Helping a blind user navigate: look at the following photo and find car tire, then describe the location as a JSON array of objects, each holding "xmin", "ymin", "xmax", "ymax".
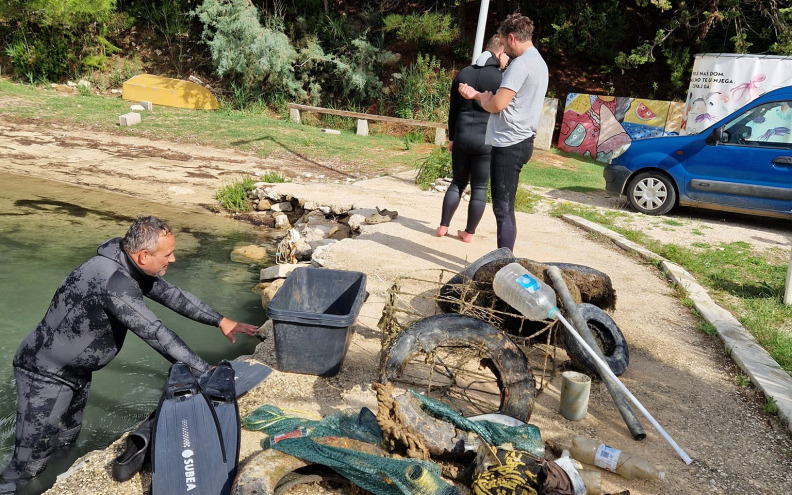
[
  {"xmin": 626, "ymin": 171, "xmax": 677, "ymax": 215},
  {"xmin": 380, "ymin": 313, "xmax": 536, "ymax": 422},
  {"xmin": 562, "ymin": 303, "xmax": 629, "ymax": 377}
]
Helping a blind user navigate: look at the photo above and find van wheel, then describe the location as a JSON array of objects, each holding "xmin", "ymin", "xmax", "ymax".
[{"xmin": 627, "ymin": 171, "xmax": 676, "ymax": 215}]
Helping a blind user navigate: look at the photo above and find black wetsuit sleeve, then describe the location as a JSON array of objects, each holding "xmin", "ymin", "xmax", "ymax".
[
  {"xmin": 448, "ymin": 73, "xmax": 461, "ymax": 141},
  {"xmin": 105, "ymin": 272, "xmax": 210, "ymax": 373},
  {"xmin": 147, "ymin": 277, "xmax": 224, "ymax": 327}
]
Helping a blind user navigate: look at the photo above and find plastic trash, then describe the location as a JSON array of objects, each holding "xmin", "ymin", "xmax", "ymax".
[
  {"xmin": 570, "ymin": 436, "xmax": 666, "ymax": 481},
  {"xmin": 492, "ymin": 262, "xmax": 559, "ymax": 320},
  {"xmin": 557, "ymin": 450, "xmax": 601, "ymax": 495},
  {"xmin": 494, "ymin": 263, "xmax": 692, "ymax": 465}
]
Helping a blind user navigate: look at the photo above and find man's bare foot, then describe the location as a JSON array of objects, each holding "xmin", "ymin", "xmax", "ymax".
[
  {"xmin": 457, "ymin": 230, "xmax": 474, "ymax": 243},
  {"xmin": 436, "ymin": 226, "xmax": 448, "ymax": 237}
]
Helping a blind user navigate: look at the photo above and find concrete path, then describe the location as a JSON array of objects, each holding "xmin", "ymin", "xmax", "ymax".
[{"xmin": 564, "ymin": 215, "xmax": 792, "ymax": 431}]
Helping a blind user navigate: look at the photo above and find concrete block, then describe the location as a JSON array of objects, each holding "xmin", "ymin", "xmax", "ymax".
[
  {"xmin": 321, "ymin": 128, "xmax": 341, "ymax": 134},
  {"xmin": 434, "ymin": 127, "xmax": 446, "ymax": 146},
  {"xmin": 139, "ymin": 101, "xmax": 153, "ymax": 111},
  {"xmin": 356, "ymin": 119, "xmax": 369, "ymax": 136},
  {"xmin": 118, "ymin": 112, "xmax": 141, "ymax": 127},
  {"xmin": 260, "ymin": 262, "xmax": 310, "ymax": 281},
  {"xmin": 289, "ymin": 108, "xmax": 301, "ymax": 123},
  {"xmin": 535, "ymin": 97, "xmax": 558, "ymax": 151}
]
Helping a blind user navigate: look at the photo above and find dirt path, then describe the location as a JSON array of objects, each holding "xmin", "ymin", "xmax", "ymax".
[{"xmin": 2, "ymin": 121, "xmax": 791, "ymax": 495}]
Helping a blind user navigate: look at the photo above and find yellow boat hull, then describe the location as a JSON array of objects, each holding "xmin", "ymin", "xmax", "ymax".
[{"xmin": 122, "ymin": 74, "xmax": 220, "ymax": 110}]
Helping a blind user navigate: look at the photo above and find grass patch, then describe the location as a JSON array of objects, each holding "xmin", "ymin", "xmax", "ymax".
[
  {"xmin": 514, "ymin": 186, "xmax": 541, "ymax": 214},
  {"xmin": 414, "ymin": 146, "xmax": 451, "ymax": 189},
  {"xmin": 763, "ymin": 397, "xmax": 780, "ymax": 415},
  {"xmin": 522, "ymin": 150, "xmax": 605, "ymax": 192},
  {"xmin": 215, "ymin": 176, "xmax": 256, "ymax": 213},
  {"xmin": 662, "ymin": 219, "xmax": 684, "ymax": 226},
  {"xmin": 0, "ymin": 78, "xmax": 431, "ymax": 175},
  {"xmin": 735, "ymin": 373, "xmax": 750, "ymax": 387},
  {"xmin": 258, "ymin": 170, "xmax": 287, "ymax": 183}
]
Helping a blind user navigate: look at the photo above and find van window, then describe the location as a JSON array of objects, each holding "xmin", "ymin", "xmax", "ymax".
[{"xmin": 723, "ymin": 101, "xmax": 792, "ymax": 148}]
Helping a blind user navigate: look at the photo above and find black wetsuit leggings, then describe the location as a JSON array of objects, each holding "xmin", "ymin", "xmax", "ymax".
[
  {"xmin": 440, "ymin": 144, "xmax": 491, "ymax": 234},
  {"xmin": 491, "ymin": 137, "xmax": 534, "ymax": 251},
  {"xmin": 1, "ymin": 367, "xmax": 90, "ymax": 480}
]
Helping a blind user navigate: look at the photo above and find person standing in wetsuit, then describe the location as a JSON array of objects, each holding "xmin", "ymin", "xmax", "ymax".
[
  {"xmin": 437, "ymin": 35, "xmax": 508, "ymax": 243},
  {"xmin": 458, "ymin": 13, "xmax": 549, "ymax": 251},
  {"xmin": 1, "ymin": 216, "xmax": 260, "ymax": 482}
]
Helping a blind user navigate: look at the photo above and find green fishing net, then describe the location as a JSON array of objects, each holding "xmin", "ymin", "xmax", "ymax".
[
  {"xmin": 409, "ymin": 391, "xmax": 544, "ymax": 458},
  {"xmin": 244, "ymin": 405, "xmax": 459, "ymax": 495}
]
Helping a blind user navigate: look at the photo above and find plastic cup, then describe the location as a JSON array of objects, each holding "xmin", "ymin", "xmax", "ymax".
[{"xmin": 559, "ymin": 371, "xmax": 592, "ymax": 421}]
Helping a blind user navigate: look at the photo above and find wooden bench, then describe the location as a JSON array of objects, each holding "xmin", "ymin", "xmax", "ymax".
[{"xmin": 287, "ymin": 103, "xmax": 447, "ymax": 145}]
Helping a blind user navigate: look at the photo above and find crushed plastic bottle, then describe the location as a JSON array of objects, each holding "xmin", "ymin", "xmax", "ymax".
[
  {"xmin": 570, "ymin": 436, "xmax": 666, "ymax": 481},
  {"xmin": 556, "ymin": 450, "xmax": 601, "ymax": 495},
  {"xmin": 492, "ymin": 263, "xmax": 559, "ymax": 320}
]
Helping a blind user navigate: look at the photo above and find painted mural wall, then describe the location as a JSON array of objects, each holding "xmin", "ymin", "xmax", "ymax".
[{"xmin": 557, "ymin": 93, "xmax": 685, "ymax": 163}]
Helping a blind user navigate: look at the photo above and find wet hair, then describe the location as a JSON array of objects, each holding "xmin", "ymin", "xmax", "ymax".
[
  {"xmin": 122, "ymin": 216, "xmax": 172, "ymax": 255},
  {"xmin": 485, "ymin": 34, "xmax": 504, "ymax": 53},
  {"xmin": 497, "ymin": 13, "xmax": 535, "ymax": 42}
]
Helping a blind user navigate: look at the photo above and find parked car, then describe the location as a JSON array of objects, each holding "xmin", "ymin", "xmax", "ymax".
[{"xmin": 604, "ymin": 86, "xmax": 792, "ymax": 217}]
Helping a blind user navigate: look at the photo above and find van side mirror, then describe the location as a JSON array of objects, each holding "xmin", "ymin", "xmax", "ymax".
[{"xmin": 706, "ymin": 127, "xmax": 724, "ymax": 145}]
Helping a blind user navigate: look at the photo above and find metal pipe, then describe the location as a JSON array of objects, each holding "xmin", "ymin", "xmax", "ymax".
[
  {"xmin": 547, "ymin": 267, "xmax": 646, "ymax": 440},
  {"xmin": 557, "ymin": 312, "xmax": 693, "ymax": 464},
  {"xmin": 471, "ymin": 0, "xmax": 491, "ymax": 64}
]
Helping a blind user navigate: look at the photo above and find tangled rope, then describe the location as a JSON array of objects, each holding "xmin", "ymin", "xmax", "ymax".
[{"xmin": 373, "ymin": 382, "xmax": 429, "ymax": 460}]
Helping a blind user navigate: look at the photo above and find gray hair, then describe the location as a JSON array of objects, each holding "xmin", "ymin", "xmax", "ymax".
[{"xmin": 122, "ymin": 216, "xmax": 172, "ymax": 254}]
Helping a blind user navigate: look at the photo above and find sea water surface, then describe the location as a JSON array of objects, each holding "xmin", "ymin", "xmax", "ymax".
[{"xmin": 0, "ymin": 172, "xmax": 274, "ymax": 493}]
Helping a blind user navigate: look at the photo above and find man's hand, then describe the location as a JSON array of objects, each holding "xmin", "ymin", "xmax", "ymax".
[
  {"xmin": 458, "ymin": 83, "xmax": 479, "ymax": 100},
  {"xmin": 219, "ymin": 317, "xmax": 260, "ymax": 344},
  {"xmin": 447, "ymin": 140, "xmax": 453, "ymax": 153}
]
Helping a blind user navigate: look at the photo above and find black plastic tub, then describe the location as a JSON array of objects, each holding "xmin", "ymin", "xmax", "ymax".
[{"xmin": 267, "ymin": 267, "xmax": 367, "ymax": 376}]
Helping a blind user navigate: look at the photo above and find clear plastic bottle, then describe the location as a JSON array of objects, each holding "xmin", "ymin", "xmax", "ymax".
[
  {"xmin": 492, "ymin": 263, "xmax": 559, "ymax": 320},
  {"xmin": 570, "ymin": 436, "xmax": 666, "ymax": 481}
]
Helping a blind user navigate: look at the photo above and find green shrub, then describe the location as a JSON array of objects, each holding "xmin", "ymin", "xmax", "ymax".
[
  {"xmin": 383, "ymin": 13, "xmax": 458, "ymax": 49},
  {"xmin": 414, "ymin": 146, "xmax": 451, "ymax": 189},
  {"xmin": 215, "ymin": 176, "xmax": 256, "ymax": 212},
  {"xmin": 386, "ymin": 54, "xmax": 452, "ymax": 122},
  {"xmin": 1, "ymin": 0, "xmax": 120, "ymax": 82},
  {"xmin": 6, "ymin": 32, "xmax": 71, "ymax": 83},
  {"xmin": 536, "ymin": 2, "xmax": 626, "ymax": 66},
  {"xmin": 195, "ymin": 0, "xmax": 301, "ymax": 99}
]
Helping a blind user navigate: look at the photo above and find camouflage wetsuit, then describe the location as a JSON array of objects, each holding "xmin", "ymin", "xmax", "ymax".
[{"xmin": 2, "ymin": 238, "xmax": 221, "ymax": 479}]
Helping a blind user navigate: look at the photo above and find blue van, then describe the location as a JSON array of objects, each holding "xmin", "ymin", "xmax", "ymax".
[{"xmin": 603, "ymin": 86, "xmax": 792, "ymax": 217}]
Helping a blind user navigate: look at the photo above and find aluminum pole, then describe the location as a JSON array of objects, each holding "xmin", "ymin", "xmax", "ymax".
[{"xmin": 471, "ymin": 0, "xmax": 491, "ymax": 64}]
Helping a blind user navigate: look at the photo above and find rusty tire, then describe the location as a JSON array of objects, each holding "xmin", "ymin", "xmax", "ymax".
[
  {"xmin": 562, "ymin": 303, "xmax": 629, "ymax": 377},
  {"xmin": 380, "ymin": 313, "xmax": 535, "ymax": 422}
]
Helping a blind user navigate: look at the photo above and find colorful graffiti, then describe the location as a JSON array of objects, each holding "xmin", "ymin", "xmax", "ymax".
[{"xmin": 557, "ymin": 93, "xmax": 685, "ymax": 162}]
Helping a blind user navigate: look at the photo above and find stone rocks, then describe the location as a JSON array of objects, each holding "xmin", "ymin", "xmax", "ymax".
[
  {"xmin": 260, "ymin": 279, "xmax": 285, "ymax": 310},
  {"xmin": 230, "ymin": 244, "xmax": 268, "ymax": 264}
]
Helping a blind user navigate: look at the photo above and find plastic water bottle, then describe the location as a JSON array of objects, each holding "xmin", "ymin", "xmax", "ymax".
[
  {"xmin": 492, "ymin": 263, "xmax": 559, "ymax": 320},
  {"xmin": 556, "ymin": 450, "xmax": 602, "ymax": 495},
  {"xmin": 570, "ymin": 436, "xmax": 666, "ymax": 481}
]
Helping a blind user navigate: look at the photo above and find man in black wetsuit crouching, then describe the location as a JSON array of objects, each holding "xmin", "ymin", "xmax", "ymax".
[{"xmin": 1, "ymin": 216, "xmax": 260, "ymax": 482}]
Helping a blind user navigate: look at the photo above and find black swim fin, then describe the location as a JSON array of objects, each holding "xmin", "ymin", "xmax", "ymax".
[
  {"xmin": 111, "ymin": 413, "xmax": 154, "ymax": 482},
  {"xmin": 201, "ymin": 361, "xmax": 240, "ymax": 493},
  {"xmin": 227, "ymin": 359, "xmax": 272, "ymax": 397},
  {"xmin": 151, "ymin": 362, "xmax": 228, "ymax": 495}
]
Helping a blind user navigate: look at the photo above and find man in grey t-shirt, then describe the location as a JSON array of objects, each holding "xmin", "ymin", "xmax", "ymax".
[{"xmin": 459, "ymin": 13, "xmax": 549, "ymax": 251}]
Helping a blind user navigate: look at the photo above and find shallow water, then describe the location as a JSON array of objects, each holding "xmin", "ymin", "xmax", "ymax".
[{"xmin": 0, "ymin": 172, "xmax": 275, "ymax": 493}]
